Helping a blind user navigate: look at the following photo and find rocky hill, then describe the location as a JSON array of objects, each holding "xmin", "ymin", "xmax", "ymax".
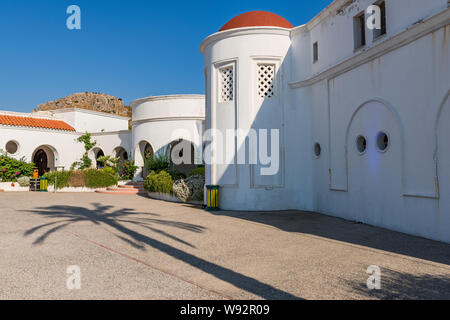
[{"xmin": 36, "ymin": 92, "xmax": 132, "ymax": 118}]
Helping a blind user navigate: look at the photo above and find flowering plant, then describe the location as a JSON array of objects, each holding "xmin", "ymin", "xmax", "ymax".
[{"xmin": 0, "ymin": 150, "xmax": 34, "ymax": 182}]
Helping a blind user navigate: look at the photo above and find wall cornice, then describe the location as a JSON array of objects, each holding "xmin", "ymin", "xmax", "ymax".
[
  {"xmin": 200, "ymin": 27, "xmax": 291, "ymax": 54},
  {"xmin": 130, "ymin": 94, "xmax": 205, "ymax": 108},
  {"xmin": 131, "ymin": 116, "xmax": 205, "ymax": 127},
  {"xmin": 289, "ymin": 8, "xmax": 450, "ymax": 89}
]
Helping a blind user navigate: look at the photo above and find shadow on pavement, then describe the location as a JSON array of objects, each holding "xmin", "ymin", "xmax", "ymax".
[
  {"xmin": 208, "ymin": 210, "xmax": 450, "ymax": 266},
  {"xmin": 23, "ymin": 203, "xmax": 301, "ymax": 300},
  {"xmin": 344, "ymin": 267, "xmax": 450, "ymax": 299}
]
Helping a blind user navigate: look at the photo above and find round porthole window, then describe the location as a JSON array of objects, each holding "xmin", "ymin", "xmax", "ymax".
[
  {"xmin": 356, "ymin": 135, "xmax": 367, "ymax": 154},
  {"xmin": 5, "ymin": 141, "xmax": 19, "ymax": 155},
  {"xmin": 314, "ymin": 142, "xmax": 321, "ymax": 158},
  {"xmin": 376, "ymin": 132, "xmax": 389, "ymax": 152}
]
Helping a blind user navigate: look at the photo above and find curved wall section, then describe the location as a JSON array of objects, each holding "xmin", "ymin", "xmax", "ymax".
[{"xmin": 131, "ymin": 95, "xmax": 205, "ymax": 177}]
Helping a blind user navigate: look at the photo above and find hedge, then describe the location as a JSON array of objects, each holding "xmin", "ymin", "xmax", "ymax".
[
  {"xmin": 144, "ymin": 170, "xmax": 173, "ymax": 194},
  {"xmin": 189, "ymin": 167, "xmax": 205, "ymax": 177},
  {"xmin": 44, "ymin": 169, "xmax": 118, "ymax": 189}
]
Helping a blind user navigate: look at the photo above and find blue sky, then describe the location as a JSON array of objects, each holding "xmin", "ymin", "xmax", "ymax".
[{"xmin": 0, "ymin": 0, "xmax": 332, "ymax": 112}]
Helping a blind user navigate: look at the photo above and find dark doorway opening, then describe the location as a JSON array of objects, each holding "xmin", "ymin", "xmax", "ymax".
[
  {"xmin": 33, "ymin": 149, "xmax": 48, "ymax": 176},
  {"xmin": 96, "ymin": 150, "xmax": 105, "ymax": 169}
]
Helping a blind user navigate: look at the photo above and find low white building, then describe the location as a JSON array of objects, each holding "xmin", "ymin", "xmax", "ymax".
[
  {"xmin": 201, "ymin": 0, "xmax": 450, "ymax": 243},
  {"xmin": 0, "ymin": 95, "xmax": 205, "ymax": 177}
]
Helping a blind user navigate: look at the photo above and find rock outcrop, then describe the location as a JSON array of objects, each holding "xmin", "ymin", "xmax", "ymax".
[{"xmin": 36, "ymin": 92, "xmax": 131, "ymax": 117}]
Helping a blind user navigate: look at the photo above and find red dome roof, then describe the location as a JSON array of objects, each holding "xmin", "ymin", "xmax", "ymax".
[{"xmin": 220, "ymin": 11, "xmax": 293, "ymax": 32}]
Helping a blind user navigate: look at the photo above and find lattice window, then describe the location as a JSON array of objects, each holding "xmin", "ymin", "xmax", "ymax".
[
  {"xmin": 258, "ymin": 64, "xmax": 275, "ymax": 98},
  {"xmin": 219, "ymin": 67, "xmax": 234, "ymax": 102}
]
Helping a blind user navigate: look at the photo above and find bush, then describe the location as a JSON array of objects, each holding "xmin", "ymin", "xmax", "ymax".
[
  {"xmin": 97, "ymin": 155, "xmax": 119, "ymax": 174},
  {"xmin": 145, "ymin": 153, "xmax": 170, "ymax": 173},
  {"xmin": 0, "ymin": 151, "xmax": 35, "ymax": 182},
  {"xmin": 189, "ymin": 167, "xmax": 205, "ymax": 177},
  {"xmin": 168, "ymin": 169, "xmax": 187, "ymax": 181},
  {"xmin": 44, "ymin": 169, "xmax": 117, "ymax": 189},
  {"xmin": 67, "ymin": 170, "xmax": 85, "ymax": 187},
  {"xmin": 84, "ymin": 169, "xmax": 118, "ymax": 188},
  {"xmin": 173, "ymin": 175, "xmax": 205, "ymax": 203},
  {"xmin": 120, "ymin": 160, "xmax": 138, "ymax": 180},
  {"xmin": 185, "ymin": 175, "xmax": 205, "ymax": 201},
  {"xmin": 172, "ymin": 179, "xmax": 190, "ymax": 202},
  {"xmin": 17, "ymin": 176, "xmax": 31, "ymax": 187},
  {"xmin": 144, "ymin": 170, "xmax": 173, "ymax": 194},
  {"xmin": 44, "ymin": 171, "xmax": 71, "ymax": 189}
]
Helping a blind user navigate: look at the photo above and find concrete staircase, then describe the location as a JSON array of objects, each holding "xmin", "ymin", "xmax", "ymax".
[{"xmin": 95, "ymin": 182, "xmax": 146, "ymax": 196}]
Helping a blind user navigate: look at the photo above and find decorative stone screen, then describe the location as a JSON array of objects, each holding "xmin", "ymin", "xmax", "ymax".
[
  {"xmin": 219, "ymin": 67, "xmax": 234, "ymax": 102},
  {"xmin": 257, "ymin": 64, "xmax": 275, "ymax": 98}
]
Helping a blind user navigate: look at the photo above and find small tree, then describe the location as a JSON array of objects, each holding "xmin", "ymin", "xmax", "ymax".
[
  {"xmin": 97, "ymin": 155, "xmax": 120, "ymax": 174},
  {"xmin": 72, "ymin": 133, "xmax": 96, "ymax": 170}
]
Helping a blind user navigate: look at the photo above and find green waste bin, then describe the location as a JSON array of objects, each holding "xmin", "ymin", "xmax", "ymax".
[{"xmin": 206, "ymin": 185, "xmax": 219, "ymax": 211}]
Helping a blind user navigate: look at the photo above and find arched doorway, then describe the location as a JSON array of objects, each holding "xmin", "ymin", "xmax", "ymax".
[
  {"xmin": 33, "ymin": 149, "xmax": 48, "ymax": 176},
  {"xmin": 32, "ymin": 145, "xmax": 58, "ymax": 176},
  {"xmin": 346, "ymin": 100, "xmax": 402, "ymax": 228},
  {"xmin": 114, "ymin": 147, "xmax": 129, "ymax": 162},
  {"xmin": 96, "ymin": 149, "xmax": 105, "ymax": 169}
]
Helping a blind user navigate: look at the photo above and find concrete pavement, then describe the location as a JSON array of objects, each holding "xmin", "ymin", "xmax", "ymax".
[{"xmin": 0, "ymin": 192, "xmax": 449, "ymax": 300}]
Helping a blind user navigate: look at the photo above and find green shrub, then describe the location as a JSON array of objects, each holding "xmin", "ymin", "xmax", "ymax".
[
  {"xmin": 72, "ymin": 133, "xmax": 97, "ymax": 170},
  {"xmin": 168, "ymin": 169, "xmax": 187, "ymax": 181},
  {"xmin": 84, "ymin": 169, "xmax": 118, "ymax": 188},
  {"xmin": 144, "ymin": 170, "xmax": 173, "ymax": 194},
  {"xmin": 44, "ymin": 171, "xmax": 71, "ymax": 189},
  {"xmin": 0, "ymin": 151, "xmax": 34, "ymax": 182},
  {"xmin": 44, "ymin": 169, "xmax": 117, "ymax": 189},
  {"xmin": 120, "ymin": 160, "xmax": 138, "ymax": 180},
  {"xmin": 97, "ymin": 155, "xmax": 120, "ymax": 174},
  {"xmin": 189, "ymin": 167, "xmax": 205, "ymax": 177},
  {"xmin": 145, "ymin": 153, "xmax": 170, "ymax": 173}
]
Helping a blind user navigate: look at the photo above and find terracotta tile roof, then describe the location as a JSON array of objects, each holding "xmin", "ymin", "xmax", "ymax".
[
  {"xmin": 220, "ymin": 11, "xmax": 293, "ymax": 32},
  {"xmin": 0, "ymin": 114, "xmax": 75, "ymax": 131}
]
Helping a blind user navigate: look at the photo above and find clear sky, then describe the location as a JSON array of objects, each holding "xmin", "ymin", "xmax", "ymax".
[{"xmin": 0, "ymin": 0, "xmax": 332, "ymax": 112}]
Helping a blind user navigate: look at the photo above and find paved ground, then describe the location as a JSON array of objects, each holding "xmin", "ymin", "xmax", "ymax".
[{"xmin": 0, "ymin": 192, "xmax": 449, "ymax": 300}]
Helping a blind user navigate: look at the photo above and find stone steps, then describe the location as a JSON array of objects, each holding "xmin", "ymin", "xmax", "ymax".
[{"xmin": 95, "ymin": 183, "xmax": 146, "ymax": 195}]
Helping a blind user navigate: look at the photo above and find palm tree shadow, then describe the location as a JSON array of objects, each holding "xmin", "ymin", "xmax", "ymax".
[{"xmin": 22, "ymin": 203, "xmax": 301, "ymax": 300}]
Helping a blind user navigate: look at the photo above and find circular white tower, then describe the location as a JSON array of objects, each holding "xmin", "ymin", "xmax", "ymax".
[{"xmin": 201, "ymin": 11, "xmax": 293, "ymax": 210}]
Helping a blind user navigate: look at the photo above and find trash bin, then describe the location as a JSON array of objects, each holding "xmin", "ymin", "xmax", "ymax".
[
  {"xmin": 40, "ymin": 177, "xmax": 48, "ymax": 192},
  {"xmin": 30, "ymin": 179, "xmax": 40, "ymax": 192},
  {"xmin": 32, "ymin": 169, "xmax": 39, "ymax": 179},
  {"xmin": 206, "ymin": 185, "xmax": 219, "ymax": 211}
]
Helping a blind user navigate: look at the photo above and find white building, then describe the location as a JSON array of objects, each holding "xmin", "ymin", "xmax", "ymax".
[
  {"xmin": 0, "ymin": 95, "xmax": 205, "ymax": 177},
  {"xmin": 1, "ymin": 0, "xmax": 449, "ymax": 243},
  {"xmin": 201, "ymin": 0, "xmax": 450, "ymax": 243}
]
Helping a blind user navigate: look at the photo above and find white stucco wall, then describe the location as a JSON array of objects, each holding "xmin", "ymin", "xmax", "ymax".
[
  {"xmin": 50, "ymin": 108, "xmax": 130, "ymax": 133},
  {"xmin": 130, "ymin": 95, "xmax": 205, "ymax": 175},
  {"xmin": 202, "ymin": 1, "xmax": 450, "ymax": 243},
  {"xmin": 201, "ymin": 27, "xmax": 295, "ymax": 211},
  {"xmin": 0, "ymin": 126, "xmax": 83, "ymax": 171}
]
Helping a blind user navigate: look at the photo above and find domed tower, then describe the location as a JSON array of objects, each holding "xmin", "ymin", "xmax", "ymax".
[{"xmin": 201, "ymin": 11, "xmax": 293, "ymax": 210}]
